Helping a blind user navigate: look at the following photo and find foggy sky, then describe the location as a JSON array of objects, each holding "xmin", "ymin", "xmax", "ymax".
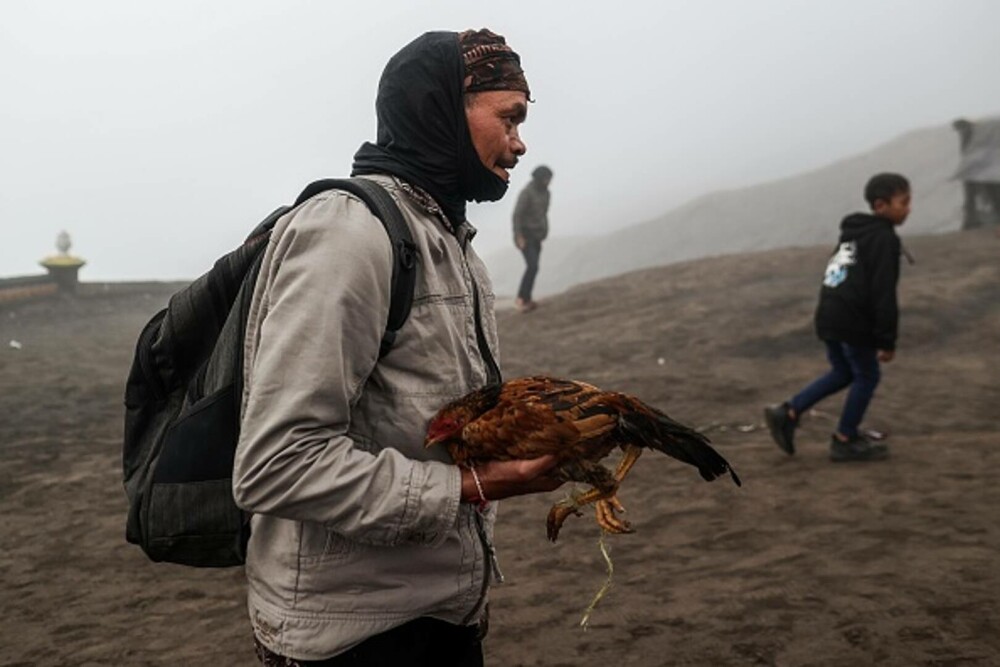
[{"xmin": 3, "ymin": 1, "xmax": 999, "ymax": 281}]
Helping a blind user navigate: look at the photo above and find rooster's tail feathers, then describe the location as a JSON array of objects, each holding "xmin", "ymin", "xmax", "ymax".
[{"xmin": 619, "ymin": 405, "xmax": 741, "ymax": 487}]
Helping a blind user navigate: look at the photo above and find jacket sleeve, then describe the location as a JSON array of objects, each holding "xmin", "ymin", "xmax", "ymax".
[
  {"xmin": 512, "ymin": 187, "xmax": 532, "ymax": 239},
  {"xmin": 233, "ymin": 192, "xmax": 460, "ymax": 548},
  {"xmin": 869, "ymin": 230, "xmax": 901, "ymax": 351}
]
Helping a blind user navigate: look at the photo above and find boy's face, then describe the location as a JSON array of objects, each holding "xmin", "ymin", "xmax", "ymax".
[{"xmin": 873, "ymin": 191, "xmax": 911, "ymax": 226}]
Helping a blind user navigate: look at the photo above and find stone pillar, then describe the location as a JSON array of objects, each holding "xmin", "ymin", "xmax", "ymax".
[
  {"xmin": 39, "ymin": 230, "xmax": 86, "ymax": 294},
  {"xmin": 952, "ymin": 119, "xmax": 978, "ymax": 230}
]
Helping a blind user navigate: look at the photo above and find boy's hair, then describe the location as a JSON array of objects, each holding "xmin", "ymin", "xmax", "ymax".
[{"xmin": 864, "ymin": 172, "xmax": 910, "ymax": 208}]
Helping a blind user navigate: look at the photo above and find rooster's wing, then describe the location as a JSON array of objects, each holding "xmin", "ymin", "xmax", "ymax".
[{"xmin": 459, "ymin": 377, "xmax": 621, "ymax": 463}]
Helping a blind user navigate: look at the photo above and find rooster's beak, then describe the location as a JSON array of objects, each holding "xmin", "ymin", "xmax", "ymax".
[{"xmin": 424, "ymin": 435, "xmax": 443, "ymax": 448}]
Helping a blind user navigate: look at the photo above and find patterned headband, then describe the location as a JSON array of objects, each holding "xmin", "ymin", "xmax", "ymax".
[{"xmin": 459, "ymin": 29, "xmax": 531, "ymax": 99}]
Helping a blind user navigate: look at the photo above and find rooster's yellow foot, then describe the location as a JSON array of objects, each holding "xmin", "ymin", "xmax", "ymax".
[{"xmin": 595, "ymin": 495, "xmax": 633, "ymax": 534}]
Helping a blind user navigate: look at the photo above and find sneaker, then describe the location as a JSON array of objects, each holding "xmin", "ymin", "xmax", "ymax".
[
  {"xmin": 829, "ymin": 434, "xmax": 889, "ymax": 462},
  {"xmin": 861, "ymin": 427, "xmax": 889, "ymax": 442},
  {"xmin": 763, "ymin": 403, "xmax": 796, "ymax": 455}
]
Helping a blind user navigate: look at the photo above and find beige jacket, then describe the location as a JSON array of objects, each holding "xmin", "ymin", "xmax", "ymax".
[{"xmin": 233, "ymin": 174, "xmax": 499, "ymax": 660}]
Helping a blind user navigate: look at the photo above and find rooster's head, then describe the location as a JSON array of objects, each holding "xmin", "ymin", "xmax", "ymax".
[{"xmin": 424, "ymin": 383, "xmax": 503, "ymax": 447}]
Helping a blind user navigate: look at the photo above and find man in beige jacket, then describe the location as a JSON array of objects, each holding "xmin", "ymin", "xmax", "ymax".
[{"xmin": 233, "ymin": 29, "xmax": 561, "ymax": 666}]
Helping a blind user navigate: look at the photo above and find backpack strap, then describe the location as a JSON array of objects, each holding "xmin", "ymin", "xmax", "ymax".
[{"xmin": 293, "ymin": 177, "xmax": 417, "ymax": 358}]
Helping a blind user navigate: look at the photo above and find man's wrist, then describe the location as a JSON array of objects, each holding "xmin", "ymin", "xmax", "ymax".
[{"xmin": 459, "ymin": 465, "xmax": 490, "ymax": 509}]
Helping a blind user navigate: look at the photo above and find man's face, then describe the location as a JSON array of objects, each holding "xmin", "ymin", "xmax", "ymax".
[
  {"xmin": 874, "ymin": 191, "xmax": 912, "ymax": 226},
  {"xmin": 465, "ymin": 90, "xmax": 528, "ymax": 182}
]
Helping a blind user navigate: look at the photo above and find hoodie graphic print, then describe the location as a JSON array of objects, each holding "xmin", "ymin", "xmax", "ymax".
[{"xmin": 823, "ymin": 241, "xmax": 857, "ymax": 288}]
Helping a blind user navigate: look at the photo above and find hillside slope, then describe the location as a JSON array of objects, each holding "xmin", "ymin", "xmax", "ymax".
[
  {"xmin": 495, "ymin": 227, "xmax": 997, "ymax": 430},
  {"xmin": 487, "ymin": 120, "xmax": 970, "ymax": 297},
  {"xmin": 487, "ymin": 226, "xmax": 999, "ymax": 665}
]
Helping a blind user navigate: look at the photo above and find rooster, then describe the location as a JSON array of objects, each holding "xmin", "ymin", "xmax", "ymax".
[{"xmin": 425, "ymin": 376, "xmax": 741, "ymax": 541}]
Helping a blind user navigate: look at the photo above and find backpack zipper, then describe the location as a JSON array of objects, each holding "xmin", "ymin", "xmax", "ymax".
[
  {"xmin": 471, "ymin": 285, "xmax": 501, "ymax": 386},
  {"xmin": 136, "ymin": 310, "xmax": 168, "ymax": 401}
]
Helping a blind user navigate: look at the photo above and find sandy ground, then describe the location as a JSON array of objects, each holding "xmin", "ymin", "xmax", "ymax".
[{"xmin": 1, "ymin": 228, "xmax": 998, "ymax": 666}]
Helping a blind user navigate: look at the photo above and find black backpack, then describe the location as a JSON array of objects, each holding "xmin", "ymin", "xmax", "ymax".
[{"xmin": 123, "ymin": 178, "xmax": 417, "ymax": 567}]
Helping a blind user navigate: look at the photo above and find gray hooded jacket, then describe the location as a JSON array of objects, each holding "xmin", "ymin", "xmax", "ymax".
[
  {"xmin": 234, "ymin": 174, "xmax": 499, "ymax": 660},
  {"xmin": 512, "ymin": 179, "xmax": 550, "ymax": 242}
]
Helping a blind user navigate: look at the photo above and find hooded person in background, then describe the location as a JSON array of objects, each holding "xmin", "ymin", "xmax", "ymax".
[
  {"xmin": 234, "ymin": 29, "xmax": 564, "ymax": 667},
  {"xmin": 512, "ymin": 164, "xmax": 553, "ymax": 312}
]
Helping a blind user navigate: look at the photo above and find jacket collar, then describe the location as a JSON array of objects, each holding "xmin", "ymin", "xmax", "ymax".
[{"xmin": 394, "ymin": 176, "xmax": 478, "ymax": 247}]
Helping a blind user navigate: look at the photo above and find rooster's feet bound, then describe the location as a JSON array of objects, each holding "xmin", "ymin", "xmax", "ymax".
[{"xmin": 547, "ymin": 483, "xmax": 621, "ymax": 542}]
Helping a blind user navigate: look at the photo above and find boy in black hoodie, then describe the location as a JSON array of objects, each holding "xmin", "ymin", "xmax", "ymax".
[{"xmin": 765, "ymin": 173, "xmax": 910, "ymax": 462}]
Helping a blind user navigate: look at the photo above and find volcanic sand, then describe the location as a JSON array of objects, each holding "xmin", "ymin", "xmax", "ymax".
[{"xmin": 1, "ymin": 228, "xmax": 997, "ymax": 666}]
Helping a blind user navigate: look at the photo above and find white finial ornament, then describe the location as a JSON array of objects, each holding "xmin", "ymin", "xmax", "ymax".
[{"xmin": 56, "ymin": 230, "xmax": 72, "ymax": 255}]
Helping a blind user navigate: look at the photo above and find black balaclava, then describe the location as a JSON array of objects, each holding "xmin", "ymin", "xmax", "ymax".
[{"xmin": 351, "ymin": 31, "xmax": 523, "ymax": 227}]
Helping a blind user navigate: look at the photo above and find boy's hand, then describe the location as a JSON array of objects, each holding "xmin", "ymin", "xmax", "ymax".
[
  {"xmin": 515, "ymin": 233, "xmax": 526, "ymax": 250},
  {"xmin": 877, "ymin": 349, "xmax": 895, "ymax": 363}
]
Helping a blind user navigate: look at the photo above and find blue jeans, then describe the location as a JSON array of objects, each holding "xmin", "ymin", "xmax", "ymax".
[{"xmin": 789, "ymin": 340, "xmax": 881, "ymax": 439}]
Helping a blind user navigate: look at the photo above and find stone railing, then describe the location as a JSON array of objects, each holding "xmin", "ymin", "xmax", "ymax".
[
  {"xmin": 0, "ymin": 275, "xmax": 59, "ymax": 305},
  {"xmin": 1, "ymin": 248, "xmax": 87, "ymax": 306}
]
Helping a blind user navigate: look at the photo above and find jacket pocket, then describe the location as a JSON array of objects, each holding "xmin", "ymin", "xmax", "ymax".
[
  {"xmin": 374, "ymin": 296, "xmax": 470, "ymax": 397},
  {"xmin": 298, "ymin": 523, "xmax": 355, "ymax": 563}
]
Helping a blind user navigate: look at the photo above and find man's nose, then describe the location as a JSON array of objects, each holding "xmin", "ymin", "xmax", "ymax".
[{"xmin": 511, "ymin": 131, "xmax": 527, "ymax": 156}]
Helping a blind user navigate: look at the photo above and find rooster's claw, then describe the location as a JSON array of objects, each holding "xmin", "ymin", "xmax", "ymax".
[
  {"xmin": 546, "ymin": 501, "xmax": 583, "ymax": 542},
  {"xmin": 596, "ymin": 497, "xmax": 634, "ymax": 534}
]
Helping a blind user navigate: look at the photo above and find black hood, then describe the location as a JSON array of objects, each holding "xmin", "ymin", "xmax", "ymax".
[
  {"xmin": 351, "ymin": 31, "xmax": 509, "ymax": 226},
  {"xmin": 839, "ymin": 212, "xmax": 894, "ymax": 240}
]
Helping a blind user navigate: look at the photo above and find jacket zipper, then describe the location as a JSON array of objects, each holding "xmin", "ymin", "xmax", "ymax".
[
  {"xmin": 459, "ymin": 246, "xmax": 502, "ymax": 626},
  {"xmin": 460, "ymin": 508, "xmax": 503, "ymax": 627}
]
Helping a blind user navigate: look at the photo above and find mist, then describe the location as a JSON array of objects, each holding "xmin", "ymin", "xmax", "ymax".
[{"xmin": 3, "ymin": 0, "xmax": 999, "ymax": 281}]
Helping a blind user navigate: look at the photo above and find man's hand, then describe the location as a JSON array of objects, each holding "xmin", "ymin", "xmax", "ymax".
[
  {"xmin": 877, "ymin": 349, "xmax": 895, "ymax": 363},
  {"xmin": 515, "ymin": 233, "xmax": 526, "ymax": 250},
  {"xmin": 460, "ymin": 455, "xmax": 563, "ymax": 504}
]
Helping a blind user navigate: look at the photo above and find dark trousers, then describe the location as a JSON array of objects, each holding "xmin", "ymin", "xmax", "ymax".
[
  {"xmin": 789, "ymin": 340, "xmax": 881, "ymax": 438},
  {"xmin": 517, "ymin": 239, "xmax": 542, "ymax": 302},
  {"xmin": 254, "ymin": 617, "xmax": 484, "ymax": 667}
]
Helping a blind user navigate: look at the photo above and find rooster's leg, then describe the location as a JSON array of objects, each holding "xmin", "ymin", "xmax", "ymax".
[
  {"xmin": 547, "ymin": 485, "xmax": 619, "ymax": 542},
  {"xmin": 547, "ymin": 461, "xmax": 618, "ymax": 542},
  {"xmin": 595, "ymin": 444, "xmax": 644, "ymax": 534},
  {"xmin": 547, "ymin": 446, "xmax": 646, "ymax": 540}
]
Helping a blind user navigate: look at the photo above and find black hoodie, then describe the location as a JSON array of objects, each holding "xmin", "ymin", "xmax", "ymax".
[
  {"xmin": 814, "ymin": 213, "xmax": 902, "ymax": 350},
  {"xmin": 351, "ymin": 31, "xmax": 509, "ymax": 228}
]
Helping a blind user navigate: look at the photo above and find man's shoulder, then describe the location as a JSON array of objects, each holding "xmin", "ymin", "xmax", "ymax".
[
  {"xmin": 264, "ymin": 187, "xmax": 398, "ymax": 277},
  {"xmin": 286, "ymin": 191, "xmax": 386, "ymax": 242}
]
